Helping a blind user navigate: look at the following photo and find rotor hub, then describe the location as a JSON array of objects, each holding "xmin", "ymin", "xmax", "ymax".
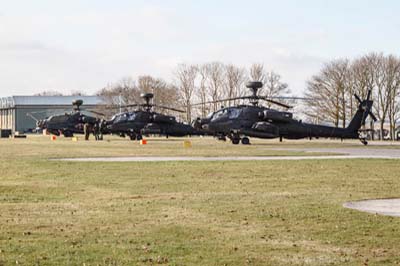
[
  {"xmin": 246, "ymin": 81, "xmax": 263, "ymax": 105},
  {"xmin": 72, "ymin": 99, "xmax": 83, "ymax": 111},
  {"xmin": 140, "ymin": 93, "xmax": 154, "ymax": 100},
  {"xmin": 140, "ymin": 93, "xmax": 154, "ymax": 111},
  {"xmin": 246, "ymin": 81, "xmax": 263, "ymax": 90}
]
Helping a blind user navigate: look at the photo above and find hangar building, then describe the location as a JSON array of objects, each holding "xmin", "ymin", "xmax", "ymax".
[{"xmin": 0, "ymin": 96, "xmax": 103, "ymax": 133}]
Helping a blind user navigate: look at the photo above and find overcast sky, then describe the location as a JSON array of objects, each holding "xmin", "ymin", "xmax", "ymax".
[{"xmin": 1, "ymin": 0, "xmax": 399, "ymax": 97}]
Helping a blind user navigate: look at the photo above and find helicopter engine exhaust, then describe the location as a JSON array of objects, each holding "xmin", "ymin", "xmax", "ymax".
[{"xmin": 260, "ymin": 110, "xmax": 293, "ymax": 123}]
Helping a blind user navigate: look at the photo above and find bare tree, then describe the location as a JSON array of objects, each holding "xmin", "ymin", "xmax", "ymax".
[
  {"xmin": 97, "ymin": 77, "xmax": 138, "ymax": 116},
  {"xmin": 249, "ymin": 63, "xmax": 291, "ymax": 109},
  {"xmin": 206, "ymin": 62, "xmax": 225, "ymax": 111},
  {"xmin": 351, "ymin": 56, "xmax": 376, "ymax": 102},
  {"xmin": 304, "ymin": 53, "xmax": 400, "ymax": 141},
  {"xmin": 263, "ymin": 71, "xmax": 290, "ymax": 108},
  {"xmin": 249, "ymin": 63, "xmax": 266, "ymax": 84},
  {"xmin": 369, "ymin": 53, "xmax": 392, "ymax": 140},
  {"xmin": 304, "ymin": 59, "xmax": 350, "ymax": 128},
  {"xmin": 70, "ymin": 90, "xmax": 87, "ymax": 96},
  {"xmin": 136, "ymin": 75, "xmax": 179, "ymax": 115},
  {"xmin": 98, "ymin": 75, "xmax": 179, "ymax": 117},
  {"xmin": 34, "ymin": 90, "xmax": 63, "ymax": 96},
  {"xmin": 352, "ymin": 53, "xmax": 400, "ymax": 140},
  {"xmin": 175, "ymin": 64, "xmax": 198, "ymax": 122},
  {"xmin": 196, "ymin": 64, "xmax": 209, "ymax": 118},
  {"xmin": 224, "ymin": 64, "xmax": 246, "ymax": 106},
  {"xmin": 384, "ymin": 55, "xmax": 400, "ymax": 140}
]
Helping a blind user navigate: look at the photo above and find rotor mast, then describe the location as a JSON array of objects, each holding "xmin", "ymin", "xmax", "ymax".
[
  {"xmin": 141, "ymin": 93, "xmax": 154, "ymax": 112},
  {"xmin": 72, "ymin": 99, "xmax": 83, "ymax": 112},
  {"xmin": 246, "ymin": 81, "xmax": 263, "ymax": 106}
]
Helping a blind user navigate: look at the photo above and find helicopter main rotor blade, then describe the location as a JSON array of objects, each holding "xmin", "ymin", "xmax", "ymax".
[
  {"xmin": 259, "ymin": 97, "xmax": 292, "ymax": 109},
  {"xmin": 153, "ymin": 105, "xmax": 186, "ymax": 113},
  {"xmin": 119, "ymin": 103, "xmax": 140, "ymax": 108},
  {"xmin": 191, "ymin": 96, "xmax": 250, "ymax": 106},
  {"xmin": 28, "ymin": 109, "xmax": 72, "ymax": 114},
  {"xmin": 26, "ymin": 113, "xmax": 39, "ymax": 122},
  {"xmin": 268, "ymin": 96, "xmax": 318, "ymax": 101},
  {"xmin": 83, "ymin": 108, "xmax": 106, "ymax": 116}
]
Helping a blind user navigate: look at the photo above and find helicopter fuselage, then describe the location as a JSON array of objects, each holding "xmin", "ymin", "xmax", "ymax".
[
  {"xmin": 38, "ymin": 112, "xmax": 97, "ymax": 137},
  {"xmin": 198, "ymin": 104, "xmax": 364, "ymax": 144},
  {"xmin": 105, "ymin": 110, "xmax": 199, "ymax": 139}
]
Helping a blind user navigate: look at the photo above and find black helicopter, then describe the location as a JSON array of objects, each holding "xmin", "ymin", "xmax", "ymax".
[
  {"xmin": 103, "ymin": 93, "xmax": 200, "ymax": 140},
  {"xmin": 193, "ymin": 81, "xmax": 376, "ymax": 145},
  {"xmin": 35, "ymin": 100, "xmax": 103, "ymax": 137}
]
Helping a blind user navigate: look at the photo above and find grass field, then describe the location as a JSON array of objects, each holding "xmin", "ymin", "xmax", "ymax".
[{"xmin": 1, "ymin": 136, "xmax": 400, "ymax": 265}]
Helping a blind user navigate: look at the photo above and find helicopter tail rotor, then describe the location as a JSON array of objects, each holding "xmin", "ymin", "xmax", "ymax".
[{"xmin": 354, "ymin": 90, "xmax": 376, "ymax": 124}]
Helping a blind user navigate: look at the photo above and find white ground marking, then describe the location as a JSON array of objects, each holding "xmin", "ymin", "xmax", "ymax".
[
  {"xmin": 54, "ymin": 146, "xmax": 400, "ymax": 162},
  {"xmin": 57, "ymin": 155, "xmax": 400, "ymax": 162},
  {"xmin": 344, "ymin": 199, "xmax": 400, "ymax": 217}
]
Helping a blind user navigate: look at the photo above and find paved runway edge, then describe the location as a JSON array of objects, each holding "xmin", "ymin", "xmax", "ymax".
[{"xmin": 53, "ymin": 147, "xmax": 400, "ymax": 162}]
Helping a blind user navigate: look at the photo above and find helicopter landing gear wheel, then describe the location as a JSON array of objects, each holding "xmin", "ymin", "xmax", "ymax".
[
  {"xmin": 241, "ymin": 137, "xmax": 250, "ymax": 145},
  {"xmin": 217, "ymin": 135, "xmax": 226, "ymax": 141},
  {"xmin": 129, "ymin": 133, "xmax": 136, "ymax": 141},
  {"xmin": 63, "ymin": 131, "xmax": 73, "ymax": 138},
  {"xmin": 231, "ymin": 138, "xmax": 240, "ymax": 145},
  {"xmin": 230, "ymin": 133, "xmax": 240, "ymax": 145}
]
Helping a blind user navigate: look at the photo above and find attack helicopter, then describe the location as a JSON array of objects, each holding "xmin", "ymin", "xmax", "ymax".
[
  {"xmin": 103, "ymin": 92, "xmax": 200, "ymax": 140},
  {"xmin": 193, "ymin": 81, "xmax": 376, "ymax": 145},
  {"xmin": 35, "ymin": 99, "xmax": 103, "ymax": 137}
]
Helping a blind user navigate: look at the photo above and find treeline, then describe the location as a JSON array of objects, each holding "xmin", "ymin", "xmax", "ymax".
[
  {"xmin": 97, "ymin": 76, "xmax": 179, "ymax": 117},
  {"xmin": 34, "ymin": 90, "xmax": 87, "ymax": 96},
  {"xmin": 99, "ymin": 62, "xmax": 290, "ymax": 121},
  {"xmin": 36, "ymin": 52, "xmax": 400, "ymax": 140},
  {"xmin": 305, "ymin": 52, "xmax": 400, "ymax": 140}
]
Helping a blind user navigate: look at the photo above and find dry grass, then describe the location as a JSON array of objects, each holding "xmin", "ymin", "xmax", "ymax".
[
  {"xmin": 0, "ymin": 135, "xmax": 343, "ymax": 159},
  {"xmin": 0, "ymin": 136, "xmax": 400, "ymax": 265}
]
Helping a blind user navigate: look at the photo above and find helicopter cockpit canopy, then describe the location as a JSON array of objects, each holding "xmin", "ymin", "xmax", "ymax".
[
  {"xmin": 228, "ymin": 108, "xmax": 241, "ymax": 119},
  {"xmin": 211, "ymin": 109, "xmax": 226, "ymax": 121},
  {"xmin": 113, "ymin": 113, "xmax": 128, "ymax": 123},
  {"xmin": 127, "ymin": 112, "xmax": 136, "ymax": 121},
  {"xmin": 206, "ymin": 112, "xmax": 214, "ymax": 119},
  {"xmin": 210, "ymin": 107, "xmax": 242, "ymax": 121},
  {"xmin": 112, "ymin": 112, "xmax": 137, "ymax": 123},
  {"xmin": 48, "ymin": 115, "xmax": 68, "ymax": 123}
]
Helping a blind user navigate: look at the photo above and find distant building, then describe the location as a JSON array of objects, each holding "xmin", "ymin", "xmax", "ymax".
[{"xmin": 0, "ymin": 96, "xmax": 103, "ymax": 133}]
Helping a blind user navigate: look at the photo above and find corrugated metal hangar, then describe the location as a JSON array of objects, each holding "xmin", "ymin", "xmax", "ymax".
[{"xmin": 0, "ymin": 96, "xmax": 103, "ymax": 133}]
